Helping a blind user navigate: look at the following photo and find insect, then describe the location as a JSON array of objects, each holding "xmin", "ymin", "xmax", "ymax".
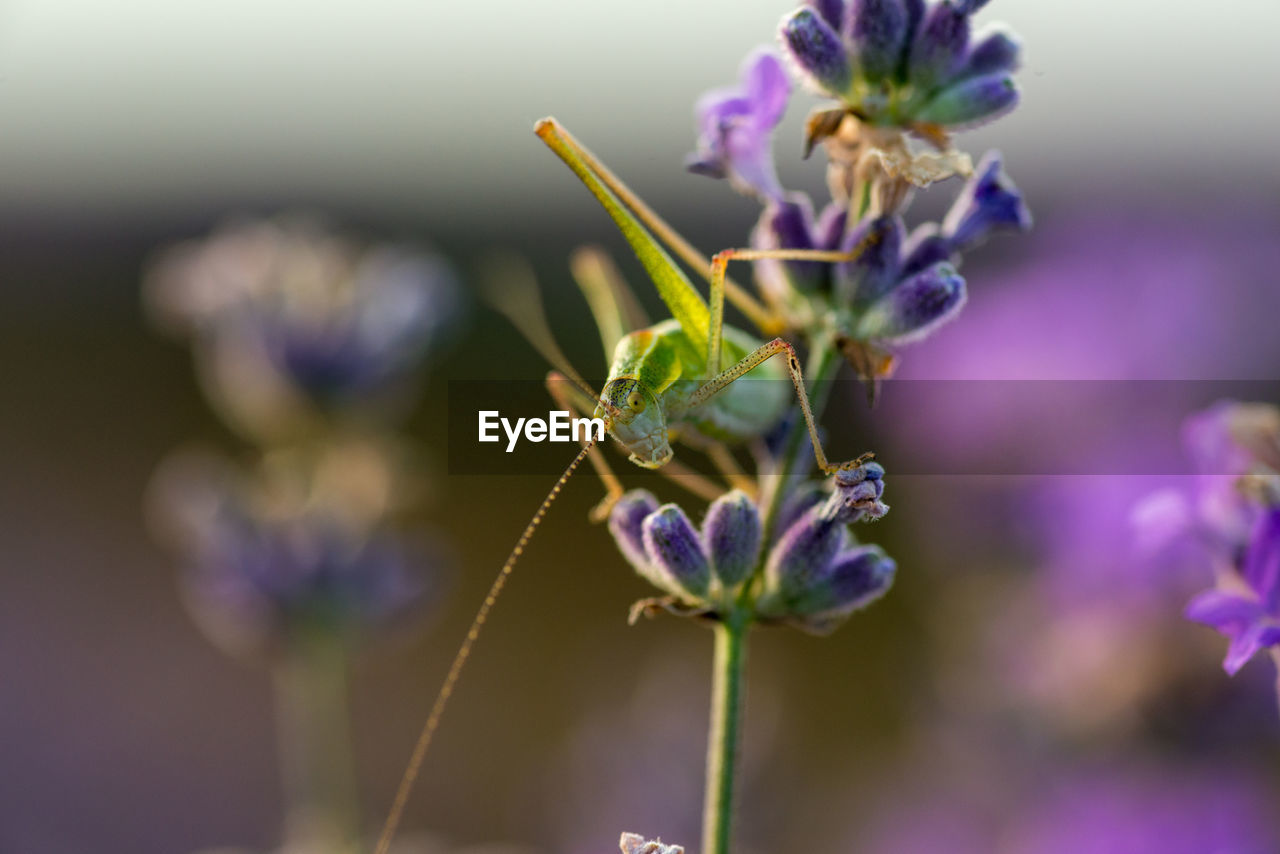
[{"xmin": 373, "ymin": 118, "xmax": 873, "ymax": 854}]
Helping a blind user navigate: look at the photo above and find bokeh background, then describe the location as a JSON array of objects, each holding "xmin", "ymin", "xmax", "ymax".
[{"xmin": 3, "ymin": 1, "xmax": 1280, "ymax": 853}]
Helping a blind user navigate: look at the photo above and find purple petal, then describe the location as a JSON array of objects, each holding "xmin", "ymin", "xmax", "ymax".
[
  {"xmin": 941, "ymin": 150, "xmax": 1032, "ymax": 250},
  {"xmin": 687, "ymin": 50, "xmax": 789, "ymax": 199},
  {"xmin": 1244, "ymin": 509, "xmax": 1280, "ymax": 612},
  {"xmin": 1225, "ymin": 622, "xmax": 1280, "ymax": 675},
  {"xmin": 743, "ymin": 48, "xmax": 792, "ymax": 127},
  {"xmin": 1185, "ymin": 590, "xmax": 1264, "ymax": 631}
]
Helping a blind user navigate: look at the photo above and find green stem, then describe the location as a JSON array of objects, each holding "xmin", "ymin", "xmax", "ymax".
[
  {"xmin": 274, "ymin": 627, "xmax": 362, "ymax": 854},
  {"xmin": 702, "ymin": 613, "xmax": 750, "ymax": 854}
]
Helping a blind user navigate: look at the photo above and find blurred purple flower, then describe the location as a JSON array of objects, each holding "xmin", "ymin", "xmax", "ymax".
[
  {"xmin": 686, "ymin": 48, "xmax": 791, "ymax": 200},
  {"xmin": 146, "ymin": 217, "xmax": 459, "ymax": 433},
  {"xmin": 864, "ymin": 762, "xmax": 1279, "ymax": 854},
  {"xmin": 1132, "ymin": 400, "xmax": 1280, "ymax": 675},
  {"xmin": 150, "ymin": 451, "xmax": 431, "ymax": 654}
]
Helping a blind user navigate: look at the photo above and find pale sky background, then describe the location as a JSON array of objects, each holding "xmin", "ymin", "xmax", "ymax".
[{"xmin": 0, "ymin": 0, "xmax": 1276, "ymax": 222}]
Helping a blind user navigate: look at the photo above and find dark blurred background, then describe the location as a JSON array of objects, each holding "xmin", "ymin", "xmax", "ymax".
[{"xmin": 3, "ymin": 2, "xmax": 1280, "ymax": 853}]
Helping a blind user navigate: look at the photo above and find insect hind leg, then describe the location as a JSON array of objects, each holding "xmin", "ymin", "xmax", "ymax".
[{"xmin": 689, "ymin": 337, "xmax": 872, "ymax": 475}]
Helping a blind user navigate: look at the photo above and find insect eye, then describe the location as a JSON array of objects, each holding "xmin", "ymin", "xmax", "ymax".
[{"xmin": 626, "ymin": 389, "xmax": 646, "ymax": 412}]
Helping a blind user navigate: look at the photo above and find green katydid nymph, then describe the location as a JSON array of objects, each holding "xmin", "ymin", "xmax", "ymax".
[{"xmin": 373, "ymin": 118, "xmax": 874, "ymax": 854}]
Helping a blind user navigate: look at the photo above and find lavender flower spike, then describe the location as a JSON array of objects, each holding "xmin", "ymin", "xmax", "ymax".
[
  {"xmin": 1186, "ymin": 508, "xmax": 1280, "ymax": 674},
  {"xmin": 687, "ymin": 48, "xmax": 791, "ymax": 201},
  {"xmin": 771, "ymin": 0, "xmax": 1021, "ymax": 131}
]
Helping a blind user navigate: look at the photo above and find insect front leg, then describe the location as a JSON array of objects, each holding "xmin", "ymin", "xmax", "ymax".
[{"xmin": 689, "ymin": 337, "xmax": 872, "ymax": 475}]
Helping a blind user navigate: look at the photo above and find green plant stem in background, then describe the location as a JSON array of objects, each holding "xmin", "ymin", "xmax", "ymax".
[
  {"xmin": 702, "ymin": 611, "xmax": 750, "ymax": 854},
  {"xmin": 275, "ymin": 627, "xmax": 362, "ymax": 854}
]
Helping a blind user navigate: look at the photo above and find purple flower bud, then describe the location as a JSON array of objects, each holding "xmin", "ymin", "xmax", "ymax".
[
  {"xmin": 942, "ymin": 150, "xmax": 1032, "ymax": 251},
  {"xmin": 764, "ymin": 505, "xmax": 848, "ymax": 598},
  {"xmin": 687, "ymin": 49, "xmax": 791, "ymax": 200},
  {"xmin": 964, "ymin": 27, "xmax": 1021, "ymax": 77},
  {"xmin": 789, "ymin": 545, "xmax": 896, "ymax": 629},
  {"xmin": 848, "ymin": 0, "xmax": 910, "ymax": 81},
  {"xmin": 809, "ymin": 0, "xmax": 846, "ymax": 31},
  {"xmin": 908, "ymin": 1, "xmax": 970, "ymax": 93},
  {"xmin": 835, "ymin": 215, "xmax": 904, "ymax": 305},
  {"xmin": 643, "ymin": 504, "xmax": 712, "ymax": 598},
  {"xmin": 609, "ymin": 490, "xmax": 661, "ymax": 574},
  {"xmin": 954, "ymin": 0, "xmax": 991, "ymax": 13},
  {"xmin": 900, "ymin": 223, "xmax": 953, "ymax": 276},
  {"xmin": 703, "ymin": 490, "xmax": 763, "ymax": 588},
  {"xmin": 781, "ymin": 8, "xmax": 854, "ymax": 96},
  {"xmin": 855, "ymin": 261, "xmax": 966, "ymax": 343},
  {"xmin": 915, "ymin": 73, "xmax": 1018, "ymax": 128}
]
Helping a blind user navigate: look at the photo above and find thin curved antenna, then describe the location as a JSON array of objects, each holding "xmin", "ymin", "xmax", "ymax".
[{"xmin": 372, "ymin": 440, "xmax": 598, "ymax": 854}]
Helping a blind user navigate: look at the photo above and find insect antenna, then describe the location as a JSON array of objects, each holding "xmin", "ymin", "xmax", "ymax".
[{"xmin": 373, "ymin": 439, "xmax": 597, "ymax": 854}]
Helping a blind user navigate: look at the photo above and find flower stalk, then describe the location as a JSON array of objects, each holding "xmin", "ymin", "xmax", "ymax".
[
  {"xmin": 702, "ymin": 611, "xmax": 750, "ymax": 854},
  {"xmin": 274, "ymin": 628, "xmax": 362, "ymax": 854}
]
